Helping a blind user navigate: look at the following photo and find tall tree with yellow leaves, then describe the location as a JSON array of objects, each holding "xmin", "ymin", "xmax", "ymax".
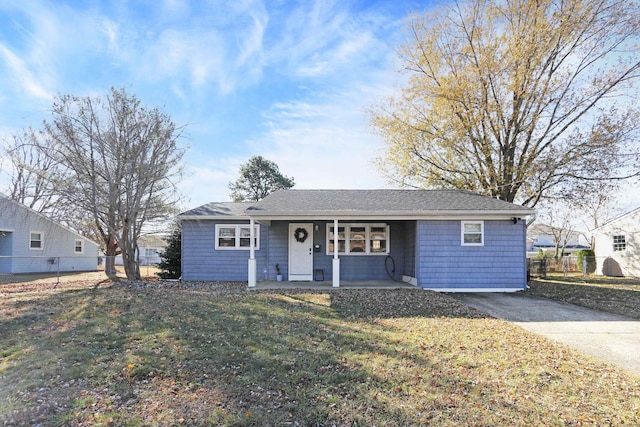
[{"xmin": 371, "ymin": 0, "xmax": 640, "ymax": 207}]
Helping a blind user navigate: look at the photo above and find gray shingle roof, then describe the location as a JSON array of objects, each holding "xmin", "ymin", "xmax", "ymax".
[
  {"xmin": 247, "ymin": 189, "xmax": 534, "ymax": 215},
  {"xmin": 180, "ymin": 202, "xmax": 253, "ymax": 218},
  {"xmin": 179, "ymin": 190, "xmax": 534, "ymax": 219}
]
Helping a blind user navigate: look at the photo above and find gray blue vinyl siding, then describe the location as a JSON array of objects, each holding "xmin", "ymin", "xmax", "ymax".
[
  {"xmin": 181, "ymin": 217, "xmax": 527, "ymax": 289},
  {"xmin": 181, "ymin": 219, "xmax": 269, "ymax": 281},
  {"xmin": 0, "ymin": 197, "xmax": 99, "ymax": 274},
  {"xmin": 265, "ymin": 221, "xmax": 289, "ymax": 280},
  {"xmin": 403, "ymin": 221, "xmax": 417, "ymax": 278},
  {"xmin": 415, "ymin": 220, "xmax": 527, "ymax": 290},
  {"xmin": 181, "ymin": 220, "xmax": 411, "ymax": 282}
]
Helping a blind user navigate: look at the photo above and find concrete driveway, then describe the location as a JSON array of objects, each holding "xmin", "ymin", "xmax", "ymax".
[{"xmin": 452, "ymin": 293, "xmax": 640, "ymax": 378}]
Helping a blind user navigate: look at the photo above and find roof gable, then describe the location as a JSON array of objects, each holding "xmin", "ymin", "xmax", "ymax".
[
  {"xmin": 594, "ymin": 206, "xmax": 640, "ymax": 232},
  {"xmin": 0, "ymin": 193, "xmax": 100, "ymax": 246},
  {"xmin": 179, "ymin": 201, "xmax": 253, "ymax": 218}
]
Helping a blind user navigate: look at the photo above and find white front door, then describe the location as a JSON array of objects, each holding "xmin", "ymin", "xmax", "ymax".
[{"xmin": 288, "ymin": 223, "xmax": 313, "ymax": 281}]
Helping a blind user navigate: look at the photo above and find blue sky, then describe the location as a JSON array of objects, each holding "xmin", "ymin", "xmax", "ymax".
[{"xmin": 0, "ymin": 0, "xmax": 436, "ymax": 210}]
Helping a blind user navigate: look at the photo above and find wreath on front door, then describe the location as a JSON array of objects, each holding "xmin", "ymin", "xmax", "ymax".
[{"xmin": 294, "ymin": 227, "xmax": 308, "ymax": 243}]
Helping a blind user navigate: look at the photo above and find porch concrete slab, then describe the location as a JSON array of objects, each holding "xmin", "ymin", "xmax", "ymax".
[
  {"xmin": 250, "ymin": 280, "xmax": 416, "ymax": 290},
  {"xmin": 453, "ymin": 293, "xmax": 640, "ymax": 378}
]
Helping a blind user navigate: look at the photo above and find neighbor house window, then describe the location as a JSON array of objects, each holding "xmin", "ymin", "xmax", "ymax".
[
  {"xmin": 74, "ymin": 239, "xmax": 84, "ymax": 254},
  {"xmin": 326, "ymin": 223, "xmax": 389, "ymax": 255},
  {"xmin": 461, "ymin": 221, "xmax": 484, "ymax": 246},
  {"xmin": 30, "ymin": 232, "xmax": 43, "ymax": 250},
  {"xmin": 613, "ymin": 235, "xmax": 626, "ymax": 252},
  {"xmin": 144, "ymin": 248, "xmax": 157, "ymax": 257},
  {"xmin": 215, "ymin": 224, "xmax": 260, "ymax": 250}
]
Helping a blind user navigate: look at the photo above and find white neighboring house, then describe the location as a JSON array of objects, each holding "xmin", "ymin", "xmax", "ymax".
[
  {"xmin": 593, "ymin": 207, "xmax": 640, "ymax": 277},
  {"xmin": 526, "ymin": 223, "xmax": 590, "ymax": 256},
  {"xmin": 138, "ymin": 234, "xmax": 166, "ymax": 265},
  {"xmin": 114, "ymin": 234, "xmax": 166, "ymax": 266},
  {"xmin": 0, "ymin": 193, "xmax": 100, "ymax": 274}
]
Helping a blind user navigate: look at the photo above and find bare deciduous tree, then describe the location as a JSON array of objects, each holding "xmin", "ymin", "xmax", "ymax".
[
  {"xmin": 371, "ymin": 0, "xmax": 640, "ymax": 207},
  {"xmin": 40, "ymin": 87, "xmax": 185, "ymax": 280},
  {"xmin": 537, "ymin": 205, "xmax": 579, "ymax": 259},
  {"xmin": 3, "ymin": 129, "xmax": 62, "ymax": 217}
]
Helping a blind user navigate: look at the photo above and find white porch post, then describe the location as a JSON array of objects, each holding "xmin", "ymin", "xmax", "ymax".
[
  {"xmin": 332, "ymin": 219, "xmax": 340, "ymax": 288},
  {"xmin": 248, "ymin": 217, "xmax": 257, "ymax": 287}
]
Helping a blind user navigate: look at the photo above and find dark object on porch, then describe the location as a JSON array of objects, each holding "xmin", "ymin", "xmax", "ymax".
[{"xmin": 314, "ymin": 269, "xmax": 324, "ymax": 281}]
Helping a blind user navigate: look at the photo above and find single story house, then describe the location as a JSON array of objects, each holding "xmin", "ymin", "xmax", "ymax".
[
  {"xmin": 0, "ymin": 193, "xmax": 100, "ymax": 274},
  {"xmin": 179, "ymin": 189, "xmax": 535, "ymax": 291},
  {"xmin": 593, "ymin": 207, "xmax": 640, "ymax": 277}
]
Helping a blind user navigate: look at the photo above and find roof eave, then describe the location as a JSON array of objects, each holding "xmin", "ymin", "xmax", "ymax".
[
  {"xmin": 245, "ymin": 209, "xmax": 535, "ymax": 220},
  {"xmin": 179, "ymin": 215, "xmax": 248, "ymax": 221}
]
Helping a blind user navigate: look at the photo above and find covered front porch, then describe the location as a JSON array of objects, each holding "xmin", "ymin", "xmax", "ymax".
[
  {"xmin": 246, "ymin": 218, "xmax": 417, "ymax": 288},
  {"xmin": 248, "ymin": 279, "xmax": 417, "ymax": 291}
]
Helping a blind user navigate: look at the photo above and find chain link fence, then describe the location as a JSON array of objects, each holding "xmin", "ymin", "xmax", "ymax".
[
  {"xmin": 0, "ymin": 256, "xmax": 160, "ymax": 284},
  {"xmin": 528, "ymin": 255, "xmax": 637, "ymax": 279}
]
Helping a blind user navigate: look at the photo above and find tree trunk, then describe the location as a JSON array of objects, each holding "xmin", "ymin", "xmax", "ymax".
[
  {"xmin": 122, "ymin": 248, "xmax": 141, "ymax": 280},
  {"xmin": 104, "ymin": 238, "xmax": 119, "ymax": 281}
]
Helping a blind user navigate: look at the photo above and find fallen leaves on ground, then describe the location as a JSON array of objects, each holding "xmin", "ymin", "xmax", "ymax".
[{"xmin": 1, "ymin": 278, "xmax": 639, "ymax": 426}]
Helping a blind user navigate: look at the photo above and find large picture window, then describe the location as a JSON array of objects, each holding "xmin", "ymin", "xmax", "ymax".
[
  {"xmin": 461, "ymin": 221, "xmax": 484, "ymax": 246},
  {"xmin": 215, "ymin": 224, "xmax": 260, "ymax": 250},
  {"xmin": 326, "ymin": 223, "xmax": 389, "ymax": 255},
  {"xmin": 613, "ymin": 235, "xmax": 626, "ymax": 252}
]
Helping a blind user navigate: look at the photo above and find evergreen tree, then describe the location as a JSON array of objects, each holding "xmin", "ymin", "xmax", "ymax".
[
  {"xmin": 229, "ymin": 156, "xmax": 294, "ymax": 202},
  {"xmin": 157, "ymin": 222, "xmax": 181, "ymax": 279}
]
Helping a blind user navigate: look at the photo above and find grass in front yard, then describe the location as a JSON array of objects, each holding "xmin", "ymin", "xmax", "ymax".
[
  {"xmin": 529, "ymin": 274, "xmax": 640, "ymax": 319},
  {"xmin": 1, "ymin": 282, "xmax": 639, "ymax": 426}
]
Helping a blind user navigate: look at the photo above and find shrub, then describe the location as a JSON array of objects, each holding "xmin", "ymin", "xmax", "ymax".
[
  {"xmin": 536, "ymin": 248, "xmax": 553, "ymax": 259},
  {"xmin": 576, "ymin": 249, "xmax": 596, "ymax": 274}
]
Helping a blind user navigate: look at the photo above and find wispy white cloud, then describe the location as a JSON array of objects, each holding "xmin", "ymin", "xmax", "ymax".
[
  {"xmin": 0, "ymin": 0, "xmax": 411, "ymax": 209},
  {"xmin": 99, "ymin": 18, "xmax": 120, "ymax": 55},
  {"xmin": 251, "ymin": 83, "xmax": 398, "ymax": 190},
  {"xmin": 0, "ymin": 44, "xmax": 53, "ymax": 100},
  {"xmin": 178, "ymin": 156, "xmax": 249, "ymax": 206},
  {"xmin": 266, "ymin": 1, "xmax": 391, "ymax": 79}
]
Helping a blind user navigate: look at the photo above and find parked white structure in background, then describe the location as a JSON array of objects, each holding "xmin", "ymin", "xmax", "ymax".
[
  {"xmin": 114, "ymin": 234, "xmax": 166, "ymax": 266},
  {"xmin": 138, "ymin": 234, "xmax": 166, "ymax": 265},
  {"xmin": 526, "ymin": 223, "xmax": 590, "ymax": 256},
  {"xmin": 593, "ymin": 207, "xmax": 640, "ymax": 277},
  {"xmin": 0, "ymin": 193, "xmax": 99, "ymax": 274}
]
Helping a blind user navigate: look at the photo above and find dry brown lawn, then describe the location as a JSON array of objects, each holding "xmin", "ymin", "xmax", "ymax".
[{"xmin": 1, "ymin": 275, "xmax": 639, "ymax": 425}]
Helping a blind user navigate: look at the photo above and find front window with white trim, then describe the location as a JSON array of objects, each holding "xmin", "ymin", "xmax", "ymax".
[
  {"xmin": 74, "ymin": 239, "xmax": 84, "ymax": 254},
  {"xmin": 30, "ymin": 231, "xmax": 43, "ymax": 250},
  {"xmin": 461, "ymin": 221, "xmax": 484, "ymax": 246},
  {"xmin": 327, "ymin": 223, "xmax": 389, "ymax": 255},
  {"xmin": 215, "ymin": 224, "xmax": 260, "ymax": 250}
]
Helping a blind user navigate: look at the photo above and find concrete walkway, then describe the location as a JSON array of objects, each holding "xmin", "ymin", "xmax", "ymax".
[{"xmin": 452, "ymin": 293, "xmax": 640, "ymax": 378}]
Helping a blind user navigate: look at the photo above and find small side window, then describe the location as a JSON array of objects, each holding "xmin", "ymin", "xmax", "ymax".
[
  {"xmin": 461, "ymin": 221, "xmax": 484, "ymax": 246},
  {"xmin": 74, "ymin": 239, "xmax": 84, "ymax": 254},
  {"xmin": 613, "ymin": 235, "xmax": 626, "ymax": 252},
  {"xmin": 30, "ymin": 232, "xmax": 43, "ymax": 250}
]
